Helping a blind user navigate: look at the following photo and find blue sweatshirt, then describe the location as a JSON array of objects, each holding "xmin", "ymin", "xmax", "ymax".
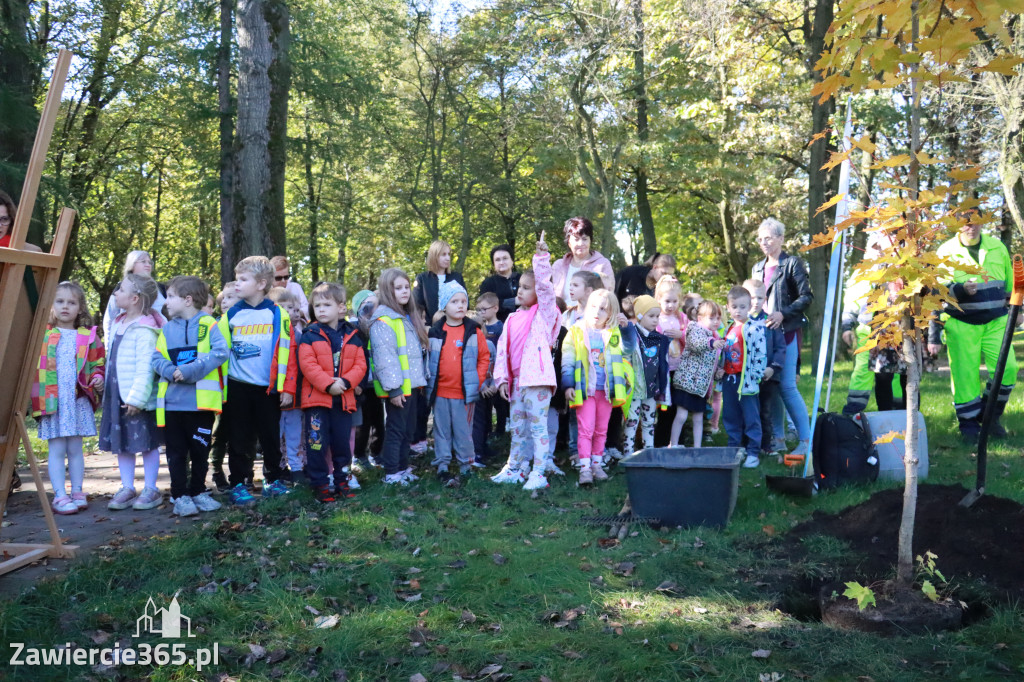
[{"xmin": 151, "ymin": 312, "xmax": 230, "ymax": 412}]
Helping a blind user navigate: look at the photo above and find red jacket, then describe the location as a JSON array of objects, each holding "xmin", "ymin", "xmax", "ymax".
[{"xmin": 289, "ymin": 321, "xmax": 367, "ymax": 412}]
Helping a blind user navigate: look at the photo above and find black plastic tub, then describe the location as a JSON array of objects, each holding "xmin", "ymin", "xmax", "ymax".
[{"xmin": 620, "ymin": 447, "xmax": 744, "ymax": 529}]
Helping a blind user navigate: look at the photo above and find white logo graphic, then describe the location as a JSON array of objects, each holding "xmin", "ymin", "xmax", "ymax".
[{"xmin": 134, "ymin": 596, "xmax": 195, "ymax": 638}]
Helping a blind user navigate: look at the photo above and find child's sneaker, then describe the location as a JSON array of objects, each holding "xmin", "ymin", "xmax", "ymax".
[
  {"xmin": 132, "ymin": 487, "xmax": 163, "ymax": 510},
  {"xmin": 471, "ymin": 460, "xmax": 486, "ymax": 469},
  {"xmin": 108, "ymin": 486, "xmax": 137, "ymax": 510},
  {"xmin": 790, "ymin": 439, "xmax": 810, "ymax": 456},
  {"xmin": 410, "ymin": 440, "xmax": 428, "ymax": 455},
  {"xmin": 383, "ymin": 473, "xmax": 409, "ymax": 486},
  {"xmin": 228, "ymin": 483, "xmax": 256, "ymax": 506},
  {"xmin": 605, "ymin": 447, "xmax": 623, "ymax": 461},
  {"xmin": 193, "ymin": 492, "xmax": 222, "ymax": 512},
  {"xmin": 262, "ymin": 479, "xmax": 289, "ymax": 498},
  {"xmin": 438, "ymin": 470, "xmax": 460, "ymax": 488},
  {"xmin": 367, "ymin": 455, "xmax": 382, "ymax": 468},
  {"xmin": 544, "ymin": 460, "xmax": 566, "ymax": 476},
  {"xmin": 71, "ymin": 491, "xmax": 88, "ymax": 510},
  {"xmin": 172, "ymin": 495, "xmax": 199, "ymax": 517},
  {"xmin": 490, "ymin": 464, "xmax": 524, "ymax": 484},
  {"xmin": 52, "ymin": 494, "xmax": 77, "ymax": 515},
  {"xmin": 400, "ymin": 467, "xmax": 419, "ymax": 483},
  {"xmin": 743, "ymin": 454, "xmax": 761, "ymax": 468},
  {"xmin": 313, "ymin": 485, "xmax": 336, "ymax": 503},
  {"xmin": 590, "ymin": 461, "xmax": 609, "ymax": 481},
  {"xmin": 577, "ymin": 464, "xmax": 594, "ymax": 485},
  {"xmin": 523, "ymin": 469, "xmax": 548, "ymax": 490},
  {"xmin": 346, "ymin": 472, "xmax": 361, "ymax": 490}
]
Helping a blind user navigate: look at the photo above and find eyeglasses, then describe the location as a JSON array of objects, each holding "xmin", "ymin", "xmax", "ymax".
[
  {"xmin": 274, "ymin": 274, "xmax": 290, "ymax": 282},
  {"xmin": 476, "ymin": 306, "xmax": 496, "ymax": 313},
  {"xmin": 0, "ymin": 217, "xmax": 11, "ymax": 226}
]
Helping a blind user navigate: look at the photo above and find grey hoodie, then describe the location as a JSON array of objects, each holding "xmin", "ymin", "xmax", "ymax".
[
  {"xmin": 369, "ymin": 304, "xmax": 428, "ymax": 398},
  {"xmin": 151, "ymin": 312, "xmax": 230, "ymax": 412}
]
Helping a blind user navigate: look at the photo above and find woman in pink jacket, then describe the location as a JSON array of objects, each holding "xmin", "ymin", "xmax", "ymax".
[
  {"xmin": 550, "ymin": 216, "xmax": 615, "ymax": 299},
  {"xmin": 491, "ymin": 232, "xmax": 562, "ymax": 490}
]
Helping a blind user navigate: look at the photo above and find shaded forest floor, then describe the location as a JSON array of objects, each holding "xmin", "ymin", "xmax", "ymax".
[{"xmin": 2, "ymin": 352, "xmax": 1024, "ymax": 681}]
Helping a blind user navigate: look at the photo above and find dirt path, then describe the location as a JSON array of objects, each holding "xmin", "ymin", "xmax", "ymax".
[{"xmin": 1, "ymin": 450, "xmax": 210, "ymax": 597}]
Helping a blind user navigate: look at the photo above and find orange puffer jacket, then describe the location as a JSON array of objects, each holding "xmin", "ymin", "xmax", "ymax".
[{"xmin": 290, "ymin": 321, "xmax": 367, "ymax": 412}]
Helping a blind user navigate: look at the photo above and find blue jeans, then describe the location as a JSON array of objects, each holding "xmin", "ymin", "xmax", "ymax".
[
  {"xmin": 722, "ymin": 374, "xmax": 762, "ymax": 455},
  {"xmin": 772, "ymin": 335, "xmax": 811, "ymax": 442},
  {"xmin": 304, "ymin": 406, "xmax": 352, "ymax": 489}
]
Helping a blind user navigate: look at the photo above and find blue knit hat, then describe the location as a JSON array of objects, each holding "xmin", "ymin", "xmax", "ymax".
[{"xmin": 438, "ymin": 279, "xmax": 468, "ymax": 313}]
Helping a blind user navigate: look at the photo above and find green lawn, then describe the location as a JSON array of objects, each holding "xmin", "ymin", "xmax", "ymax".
[{"xmin": 2, "ymin": 350, "xmax": 1023, "ymax": 681}]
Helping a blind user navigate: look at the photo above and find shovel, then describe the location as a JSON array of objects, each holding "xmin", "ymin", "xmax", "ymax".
[
  {"xmin": 960, "ymin": 254, "xmax": 1024, "ymax": 508},
  {"xmin": 766, "ymin": 454, "xmax": 817, "ymax": 497}
]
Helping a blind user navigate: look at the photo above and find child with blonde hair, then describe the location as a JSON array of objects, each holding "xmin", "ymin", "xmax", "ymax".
[
  {"xmin": 654, "ymin": 276, "xmax": 687, "ymax": 373},
  {"xmin": 33, "ymin": 281, "xmax": 105, "ymax": 515},
  {"xmin": 562, "ymin": 288, "xmax": 634, "ymax": 484},
  {"xmin": 100, "ymin": 273, "xmax": 165, "ymax": 511},
  {"xmin": 270, "ymin": 286, "xmax": 307, "ymax": 479}
]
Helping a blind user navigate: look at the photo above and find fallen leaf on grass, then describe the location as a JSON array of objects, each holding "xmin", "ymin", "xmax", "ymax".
[
  {"xmin": 597, "ymin": 538, "xmax": 620, "ymax": 549},
  {"xmin": 668, "ymin": 642, "xmax": 679, "ymax": 651},
  {"xmin": 313, "ymin": 615, "xmax": 340, "ymax": 629},
  {"xmin": 448, "ymin": 559, "xmax": 467, "ymax": 569},
  {"xmin": 693, "ymin": 606, "xmax": 708, "ymax": 614},
  {"xmin": 87, "ymin": 630, "xmax": 110, "ymax": 645},
  {"xmin": 492, "ymin": 553, "xmax": 507, "ymax": 565},
  {"xmin": 655, "ymin": 580, "xmax": 678, "ymax": 593},
  {"xmin": 477, "ymin": 663, "xmax": 503, "ymax": 676},
  {"xmin": 460, "ymin": 609, "xmax": 477, "ymax": 623},
  {"xmin": 305, "ymin": 605, "xmax": 321, "ymax": 616},
  {"xmin": 751, "ymin": 648, "xmax": 772, "ymax": 659},
  {"xmin": 410, "ymin": 674, "xmax": 428, "ymax": 682},
  {"xmin": 409, "ymin": 626, "xmax": 437, "ymax": 643},
  {"xmin": 614, "ymin": 562, "xmax": 635, "ymax": 577},
  {"xmin": 762, "ymin": 525, "xmax": 776, "ymax": 537},
  {"xmin": 562, "ymin": 650, "xmax": 584, "ymax": 660},
  {"xmin": 409, "ymin": 579, "xmax": 421, "ymax": 590}
]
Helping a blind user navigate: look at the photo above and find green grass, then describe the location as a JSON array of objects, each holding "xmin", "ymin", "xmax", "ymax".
[{"xmin": 3, "ymin": 350, "xmax": 1024, "ymax": 681}]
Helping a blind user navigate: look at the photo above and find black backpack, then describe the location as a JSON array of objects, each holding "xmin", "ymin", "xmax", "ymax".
[{"xmin": 812, "ymin": 412, "xmax": 879, "ymax": 489}]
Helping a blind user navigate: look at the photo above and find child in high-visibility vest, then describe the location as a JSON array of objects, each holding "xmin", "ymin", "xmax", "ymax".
[
  {"xmin": 270, "ymin": 286, "xmax": 307, "ymax": 480},
  {"xmin": 369, "ymin": 268, "xmax": 429, "ymax": 486},
  {"xmin": 492, "ymin": 232, "xmax": 562, "ymax": 490},
  {"xmin": 293, "ymin": 282, "xmax": 367, "ymax": 502},
  {"xmin": 562, "ymin": 289, "xmax": 635, "ymax": 485},
  {"xmin": 32, "ymin": 281, "xmax": 105, "ymax": 516},
  {"xmin": 99, "ymin": 274, "xmax": 165, "ymax": 511},
  {"xmin": 151, "ymin": 276, "xmax": 230, "ymax": 517},
  {"xmin": 223, "ymin": 256, "xmax": 296, "ymax": 506}
]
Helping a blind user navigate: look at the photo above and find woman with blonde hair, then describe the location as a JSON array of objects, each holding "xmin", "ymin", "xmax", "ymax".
[
  {"xmin": 103, "ymin": 250, "xmax": 167, "ymax": 339},
  {"xmin": 414, "ymin": 240, "xmax": 466, "ymax": 323}
]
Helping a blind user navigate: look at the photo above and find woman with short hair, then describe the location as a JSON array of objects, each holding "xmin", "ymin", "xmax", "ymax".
[
  {"xmin": 478, "ymin": 244, "xmax": 521, "ymax": 322},
  {"xmin": 550, "ymin": 217, "xmax": 615, "ymax": 300}
]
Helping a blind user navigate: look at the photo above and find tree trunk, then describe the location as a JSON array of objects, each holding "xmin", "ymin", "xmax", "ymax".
[
  {"xmin": 219, "ymin": 0, "xmax": 235, "ymax": 284},
  {"xmin": 152, "ymin": 161, "xmax": 163, "ymax": 262},
  {"xmin": 302, "ymin": 114, "xmax": 320, "ymax": 283},
  {"xmin": 266, "ymin": 0, "xmax": 289, "ymax": 256},
  {"xmin": 336, "ymin": 176, "xmax": 353, "ymax": 286},
  {"xmin": 233, "ymin": 0, "xmax": 275, "ymax": 259},
  {"xmin": 804, "ymin": 0, "xmax": 838, "ymax": 371},
  {"xmin": 718, "ymin": 195, "xmax": 747, "ymax": 281},
  {"xmin": 631, "ymin": 0, "xmax": 656, "ymax": 259}
]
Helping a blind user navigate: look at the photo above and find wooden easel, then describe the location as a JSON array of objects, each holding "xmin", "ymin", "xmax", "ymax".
[{"xmin": 0, "ymin": 49, "xmax": 81, "ymax": 575}]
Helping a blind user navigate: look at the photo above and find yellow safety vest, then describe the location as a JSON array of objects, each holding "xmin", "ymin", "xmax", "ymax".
[
  {"xmin": 371, "ymin": 315, "xmax": 413, "ymax": 398},
  {"xmin": 568, "ymin": 324, "xmax": 633, "ymax": 409},
  {"xmin": 155, "ymin": 315, "xmax": 225, "ymax": 427}
]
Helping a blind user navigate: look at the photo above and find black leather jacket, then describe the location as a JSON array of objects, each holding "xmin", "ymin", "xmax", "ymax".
[{"xmin": 752, "ymin": 252, "xmax": 813, "ymax": 333}]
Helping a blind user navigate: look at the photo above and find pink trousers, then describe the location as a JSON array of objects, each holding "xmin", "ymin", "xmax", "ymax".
[{"xmin": 576, "ymin": 390, "xmax": 612, "ymax": 463}]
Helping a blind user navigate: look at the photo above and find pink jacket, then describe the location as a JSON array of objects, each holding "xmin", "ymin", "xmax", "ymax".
[
  {"xmin": 551, "ymin": 251, "xmax": 615, "ymax": 298},
  {"xmin": 494, "ymin": 250, "xmax": 560, "ymax": 391}
]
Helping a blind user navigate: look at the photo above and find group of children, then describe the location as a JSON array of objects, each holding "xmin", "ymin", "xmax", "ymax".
[{"xmin": 34, "ymin": 239, "xmax": 787, "ymax": 515}]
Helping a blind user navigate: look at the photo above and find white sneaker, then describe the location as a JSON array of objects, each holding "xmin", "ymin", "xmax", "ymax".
[
  {"xmin": 400, "ymin": 467, "xmax": 419, "ymax": 482},
  {"xmin": 193, "ymin": 492, "xmax": 222, "ymax": 512},
  {"xmin": 544, "ymin": 460, "xmax": 566, "ymax": 476},
  {"xmin": 743, "ymin": 454, "xmax": 761, "ymax": 468},
  {"xmin": 347, "ymin": 472, "xmax": 361, "ymax": 490},
  {"xmin": 606, "ymin": 447, "xmax": 623, "ymax": 461},
  {"xmin": 384, "ymin": 473, "xmax": 409, "ymax": 486},
  {"xmin": 172, "ymin": 495, "xmax": 199, "ymax": 516},
  {"xmin": 523, "ymin": 469, "xmax": 548, "ymax": 490},
  {"xmin": 791, "ymin": 439, "xmax": 810, "ymax": 456},
  {"xmin": 490, "ymin": 464, "xmax": 524, "ymax": 484},
  {"xmin": 471, "ymin": 461, "xmax": 486, "ymax": 469},
  {"xmin": 108, "ymin": 486, "xmax": 137, "ymax": 510},
  {"xmin": 410, "ymin": 440, "xmax": 428, "ymax": 454},
  {"xmin": 367, "ymin": 455, "xmax": 382, "ymax": 468}
]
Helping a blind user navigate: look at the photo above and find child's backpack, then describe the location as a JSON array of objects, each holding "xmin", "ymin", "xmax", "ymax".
[{"xmin": 812, "ymin": 412, "xmax": 879, "ymax": 489}]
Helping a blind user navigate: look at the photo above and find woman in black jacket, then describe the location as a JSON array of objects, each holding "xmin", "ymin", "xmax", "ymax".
[
  {"xmin": 478, "ymin": 244, "xmax": 520, "ymax": 322},
  {"xmin": 751, "ymin": 218, "xmax": 813, "ymax": 457},
  {"xmin": 414, "ymin": 240, "xmax": 466, "ymax": 323}
]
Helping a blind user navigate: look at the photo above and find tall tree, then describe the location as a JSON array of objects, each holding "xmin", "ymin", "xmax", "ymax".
[
  {"xmin": 233, "ymin": 0, "xmax": 289, "ymax": 260},
  {"xmin": 219, "ymin": 0, "xmax": 235, "ymax": 283}
]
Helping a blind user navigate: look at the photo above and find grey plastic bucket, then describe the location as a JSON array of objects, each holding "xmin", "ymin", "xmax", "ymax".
[{"xmin": 619, "ymin": 447, "xmax": 744, "ymax": 528}]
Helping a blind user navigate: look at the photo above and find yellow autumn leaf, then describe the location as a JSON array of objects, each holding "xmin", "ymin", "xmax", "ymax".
[
  {"xmin": 948, "ymin": 166, "xmax": 980, "ymax": 181},
  {"xmin": 851, "ymin": 133, "xmax": 877, "ymax": 154},
  {"xmin": 815, "ymin": 193, "xmax": 846, "ymax": 217},
  {"xmin": 871, "ymin": 154, "xmax": 912, "ymax": 169},
  {"xmin": 975, "ymin": 55, "xmax": 1024, "ymax": 76},
  {"xmin": 874, "ymin": 430, "xmax": 905, "ymax": 445}
]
